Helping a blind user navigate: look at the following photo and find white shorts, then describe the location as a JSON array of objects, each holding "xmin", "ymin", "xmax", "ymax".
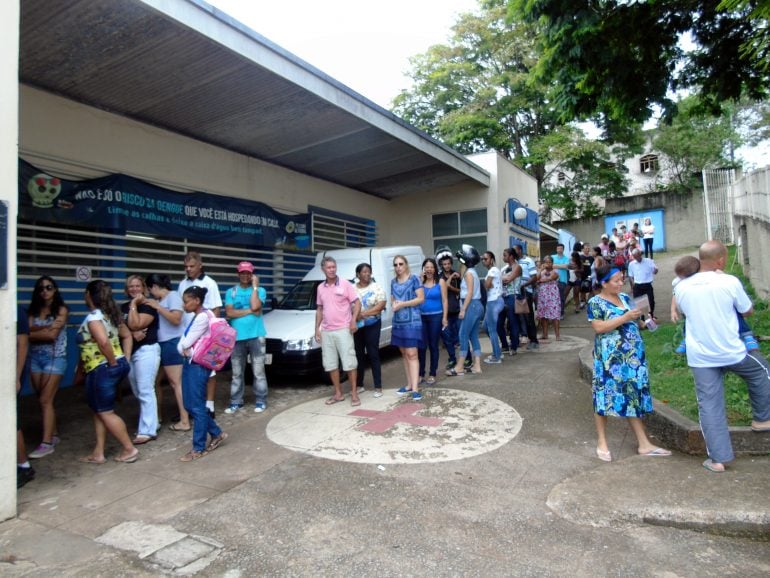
[{"xmin": 321, "ymin": 328, "xmax": 358, "ymax": 372}]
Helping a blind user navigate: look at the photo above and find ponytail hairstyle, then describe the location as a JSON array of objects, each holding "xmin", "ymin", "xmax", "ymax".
[
  {"xmin": 183, "ymin": 285, "xmax": 208, "ymax": 306},
  {"xmin": 146, "ymin": 273, "xmax": 172, "ymax": 291},
  {"xmin": 85, "ymin": 280, "xmax": 122, "ymax": 327}
]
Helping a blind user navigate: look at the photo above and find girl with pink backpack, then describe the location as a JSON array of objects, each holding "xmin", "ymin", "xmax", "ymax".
[{"xmin": 177, "ymin": 286, "xmax": 230, "ymax": 461}]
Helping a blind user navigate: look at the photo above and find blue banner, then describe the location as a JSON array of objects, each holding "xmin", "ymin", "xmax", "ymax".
[{"xmin": 19, "ymin": 159, "xmax": 311, "ymax": 250}]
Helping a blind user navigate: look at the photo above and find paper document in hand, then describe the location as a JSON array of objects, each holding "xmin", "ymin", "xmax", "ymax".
[{"xmin": 634, "ymin": 294, "xmax": 650, "ymax": 314}]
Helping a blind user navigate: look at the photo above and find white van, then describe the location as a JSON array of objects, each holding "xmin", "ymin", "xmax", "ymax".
[{"xmin": 263, "ymin": 246, "xmax": 425, "ymax": 378}]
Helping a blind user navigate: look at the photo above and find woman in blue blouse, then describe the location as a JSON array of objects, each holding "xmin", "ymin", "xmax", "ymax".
[
  {"xmin": 417, "ymin": 258, "xmax": 448, "ymax": 385},
  {"xmin": 391, "ymin": 255, "xmax": 425, "ymax": 400}
]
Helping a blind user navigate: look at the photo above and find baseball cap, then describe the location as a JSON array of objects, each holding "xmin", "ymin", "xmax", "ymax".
[
  {"xmin": 237, "ymin": 261, "xmax": 254, "ymax": 273},
  {"xmin": 601, "ymin": 234, "xmax": 609, "ymax": 239}
]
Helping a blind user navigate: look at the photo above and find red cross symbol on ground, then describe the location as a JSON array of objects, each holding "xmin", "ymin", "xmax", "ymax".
[{"xmin": 349, "ymin": 403, "xmax": 444, "ymax": 434}]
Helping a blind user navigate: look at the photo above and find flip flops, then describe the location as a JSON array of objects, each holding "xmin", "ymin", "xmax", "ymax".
[
  {"xmin": 445, "ymin": 368, "xmax": 465, "ymax": 376},
  {"xmin": 180, "ymin": 450, "xmax": 208, "ymax": 462},
  {"xmin": 78, "ymin": 455, "xmax": 106, "ymax": 465},
  {"xmin": 325, "ymin": 396, "xmax": 345, "ymax": 405},
  {"xmin": 702, "ymin": 458, "xmax": 725, "ymax": 473},
  {"xmin": 169, "ymin": 423, "xmax": 191, "ymax": 432},
  {"xmin": 114, "ymin": 450, "xmax": 139, "ymax": 463},
  {"xmin": 638, "ymin": 447, "xmax": 672, "ymax": 457},
  {"xmin": 351, "ymin": 399, "xmax": 361, "ymax": 407},
  {"xmin": 132, "ymin": 435, "xmax": 157, "ymax": 445}
]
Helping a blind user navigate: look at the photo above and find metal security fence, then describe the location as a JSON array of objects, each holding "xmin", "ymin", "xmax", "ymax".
[
  {"xmin": 702, "ymin": 168, "xmax": 736, "ymax": 244},
  {"xmin": 311, "ymin": 211, "xmax": 377, "ymax": 251},
  {"xmin": 733, "ymin": 166, "xmax": 770, "ymax": 223},
  {"xmin": 17, "ymin": 221, "xmax": 316, "ymax": 321}
]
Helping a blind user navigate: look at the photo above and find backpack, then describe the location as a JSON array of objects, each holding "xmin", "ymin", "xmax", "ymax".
[
  {"xmin": 190, "ymin": 310, "xmax": 237, "ymax": 371},
  {"xmin": 613, "ymin": 252, "xmax": 626, "ymax": 267}
]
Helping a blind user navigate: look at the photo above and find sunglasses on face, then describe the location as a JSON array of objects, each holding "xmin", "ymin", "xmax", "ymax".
[
  {"xmin": 38, "ymin": 284, "xmax": 54, "ymax": 292},
  {"xmin": 394, "ymin": 262, "xmax": 406, "ymax": 267}
]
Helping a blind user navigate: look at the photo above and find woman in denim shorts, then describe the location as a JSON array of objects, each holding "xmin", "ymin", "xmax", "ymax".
[
  {"xmin": 77, "ymin": 280, "xmax": 138, "ymax": 464},
  {"xmin": 145, "ymin": 273, "xmax": 189, "ymax": 432},
  {"xmin": 27, "ymin": 276, "xmax": 69, "ymax": 459}
]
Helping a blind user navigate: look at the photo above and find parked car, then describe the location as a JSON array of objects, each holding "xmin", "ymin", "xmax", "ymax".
[{"xmin": 262, "ymin": 245, "xmax": 424, "ymax": 379}]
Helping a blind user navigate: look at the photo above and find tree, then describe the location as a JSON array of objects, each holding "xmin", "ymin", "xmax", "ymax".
[
  {"xmin": 652, "ymin": 96, "xmax": 742, "ymax": 192},
  {"xmin": 392, "ymin": 1, "xmax": 557, "ymax": 185},
  {"xmin": 532, "ymin": 126, "xmax": 630, "ymax": 221},
  {"xmin": 393, "ymin": 0, "xmax": 631, "ymax": 215},
  {"xmin": 510, "ymin": 0, "xmax": 770, "ymax": 139}
]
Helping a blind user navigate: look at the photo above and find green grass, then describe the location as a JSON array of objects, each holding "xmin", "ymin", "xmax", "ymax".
[{"xmin": 644, "ymin": 246, "xmax": 769, "ymax": 426}]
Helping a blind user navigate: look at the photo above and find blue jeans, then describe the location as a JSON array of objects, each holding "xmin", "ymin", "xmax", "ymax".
[
  {"xmin": 458, "ymin": 300, "xmax": 483, "ymax": 359},
  {"xmin": 183, "ymin": 361, "xmax": 222, "ymax": 452},
  {"xmin": 441, "ymin": 314, "xmax": 460, "ymax": 364},
  {"xmin": 229, "ymin": 337, "xmax": 268, "ymax": 406},
  {"xmin": 503, "ymin": 295, "xmax": 521, "ymax": 352},
  {"xmin": 484, "ymin": 297, "xmax": 504, "ymax": 359},
  {"xmin": 128, "ymin": 343, "xmax": 160, "ymax": 437},
  {"xmin": 418, "ymin": 313, "xmax": 443, "ymax": 378}
]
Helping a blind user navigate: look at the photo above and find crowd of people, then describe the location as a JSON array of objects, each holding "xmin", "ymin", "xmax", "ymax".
[
  {"xmin": 16, "ymin": 251, "xmax": 265, "ymax": 483},
  {"xmin": 15, "ymin": 233, "xmax": 770, "ymax": 487}
]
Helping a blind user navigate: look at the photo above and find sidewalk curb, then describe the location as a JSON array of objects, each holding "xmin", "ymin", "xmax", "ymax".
[{"xmin": 578, "ymin": 345, "xmax": 770, "ymax": 455}]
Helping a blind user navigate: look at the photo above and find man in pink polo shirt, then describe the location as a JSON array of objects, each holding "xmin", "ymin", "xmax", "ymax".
[{"xmin": 315, "ymin": 256, "xmax": 361, "ymax": 406}]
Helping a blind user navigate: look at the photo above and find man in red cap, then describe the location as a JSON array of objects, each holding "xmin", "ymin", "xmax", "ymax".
[{"xmin": 224, "ymin": 261, "xmax": 269, "ymax": 413}]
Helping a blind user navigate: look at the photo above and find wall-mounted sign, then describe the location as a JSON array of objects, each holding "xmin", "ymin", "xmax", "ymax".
[{"xmin": 19, "ymin": 160, "xmax": 311, "ymax": 251}]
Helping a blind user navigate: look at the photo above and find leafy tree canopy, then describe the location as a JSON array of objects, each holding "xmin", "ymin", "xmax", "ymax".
[
  {"xmin": 510, "ymin": 0, "xmax": 770, "ymax": 139},
  {"xmin": 392, "ymin": 0, "xmax": 632, "ymax": 215},
  {"xmin": 652, "ymin": 95, "xmax": 742, "ymax": 192}
]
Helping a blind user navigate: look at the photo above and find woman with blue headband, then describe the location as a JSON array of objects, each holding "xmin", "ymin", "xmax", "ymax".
[{"xmin": 587, "ymin": 264, "xmax": 671, "ymax": 462}]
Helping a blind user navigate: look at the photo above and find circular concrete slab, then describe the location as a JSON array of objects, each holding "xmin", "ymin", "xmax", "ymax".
[
  {"xmin": 266, "ymin": 388, "xmax": 522, "ymax": 464},
  {"xmin": 521, "ymin": 334, "xmax": 590, "ymax": 353}
]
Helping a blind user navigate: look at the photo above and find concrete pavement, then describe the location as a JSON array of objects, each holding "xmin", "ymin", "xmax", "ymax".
[{"xmin": 4, "ymin": 251, "xmax": 769, "ymax": 575}]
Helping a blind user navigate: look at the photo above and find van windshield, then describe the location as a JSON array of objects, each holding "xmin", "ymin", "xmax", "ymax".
[
  {"xmin": 274, "ymin": 278, "xmax": 357, "ymax": 310},
  {"xmin": 275, "ymin": 281, "xmax": 321, "ymax": 310}
]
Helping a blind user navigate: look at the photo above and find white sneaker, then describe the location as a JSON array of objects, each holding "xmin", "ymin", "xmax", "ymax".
[
  {"xmin": 28, "ymin": 443, "xmax": 55, "ymax": 459},
  {"xmin": 484, "ymin": 357, "xmax": 502, "ymax": 365}
]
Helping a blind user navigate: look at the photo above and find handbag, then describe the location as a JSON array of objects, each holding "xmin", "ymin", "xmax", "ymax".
[{"xmin": 514, "ymin": 296, "xmax": 529, "ymax": 314}]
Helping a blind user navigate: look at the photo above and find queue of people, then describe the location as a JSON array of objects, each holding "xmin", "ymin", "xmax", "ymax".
[{"xmin": 15, "ymin": 239, "xmax": 768, "ymax": 484}]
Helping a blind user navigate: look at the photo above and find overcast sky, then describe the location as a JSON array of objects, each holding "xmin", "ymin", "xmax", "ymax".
[
  {"xmin": 207, "ymin": 0, "xmax": 478, "ymax": 109},
  {"xmin": 207, "ymin": 0, "xmax": 767, "ymax": 169}
]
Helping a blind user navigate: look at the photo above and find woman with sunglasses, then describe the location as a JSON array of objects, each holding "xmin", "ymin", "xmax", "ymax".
[
  {"xmin": 27, "ymin": 276, "xmax": 69, "ymax": 458},
  {"xmin": 391, "ymin": 256, "xmax": 425, "ymax": 400}
]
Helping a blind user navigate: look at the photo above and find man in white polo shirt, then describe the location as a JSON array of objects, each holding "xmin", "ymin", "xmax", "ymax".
[
  {"xmin": 675, "ymin": 240, "xmax": 770, "ymax": 472},
  {"xmin": 627, "ymin": 248, "xmax": 658, "ymax": 319},
  {"xmin": 178, "ymin": 251, "xmax": 222, "ymax": 417}
]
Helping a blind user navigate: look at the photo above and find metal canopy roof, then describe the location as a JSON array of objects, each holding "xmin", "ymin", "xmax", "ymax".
[{"xmin": 20, "ymin": 0, "xmax": 489, "ymax": 199}]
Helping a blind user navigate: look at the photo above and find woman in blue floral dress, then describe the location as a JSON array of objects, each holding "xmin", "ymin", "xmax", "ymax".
[{"xmin": 587, "ymin": 264, "xmax": 671, "ymax": 462}]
